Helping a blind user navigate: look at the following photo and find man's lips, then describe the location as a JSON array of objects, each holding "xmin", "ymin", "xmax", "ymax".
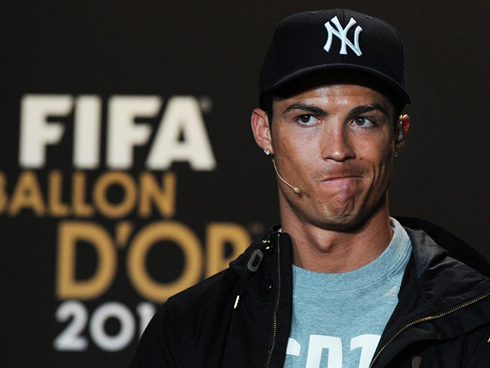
[{"xmin": 322, "ymin": 175, "xmax": 362, "ymax": 182}]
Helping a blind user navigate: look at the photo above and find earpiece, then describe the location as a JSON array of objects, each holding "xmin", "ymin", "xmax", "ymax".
[{"xmin": 397, "ymin": 118, "xmax": 404, "ymax": 141}]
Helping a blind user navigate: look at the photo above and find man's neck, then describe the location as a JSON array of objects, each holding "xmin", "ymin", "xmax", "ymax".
[{"xmin": 280, "ymin": 200, "xmax": 393, "ymax": 273}]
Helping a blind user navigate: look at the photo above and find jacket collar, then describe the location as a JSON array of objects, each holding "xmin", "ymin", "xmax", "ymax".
[
  {"xmin": 230, "ymin": 217, "xmax": 490, "ymax": 283},
  {"xmin": 229, "ymin": 217, "xmax": 490, "ymax": 330},
  {"xmin": 397, "ymin": 217, "xmax": 490, "ymax": 277},
  {"xmin": 229, "ymin": 224, "xmax": 283, "ymax": 279}
]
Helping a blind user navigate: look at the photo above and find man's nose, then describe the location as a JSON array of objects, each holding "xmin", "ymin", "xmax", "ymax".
[{"xmin": 321, "ymin": 125, "xmax": 356, "ymax": 162}]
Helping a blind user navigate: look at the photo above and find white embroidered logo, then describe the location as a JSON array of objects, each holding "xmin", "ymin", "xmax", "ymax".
[{"xmin": 324, "ymin": 16, "xmax": 363, "ymax": 56}]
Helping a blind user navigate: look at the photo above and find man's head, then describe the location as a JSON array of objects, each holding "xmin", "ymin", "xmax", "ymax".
[
  {"xmin": 251, "ymin": 9, "xmax": 411, "ymax": 231},
  {"xmin": 259, "ymin": 9, "xmax": 410, "ymax": 111}
]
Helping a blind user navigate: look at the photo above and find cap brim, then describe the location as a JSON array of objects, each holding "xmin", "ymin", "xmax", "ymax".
[{"xmin": 262, "ymin": 63, "xmax": 411, "ymax": 104}]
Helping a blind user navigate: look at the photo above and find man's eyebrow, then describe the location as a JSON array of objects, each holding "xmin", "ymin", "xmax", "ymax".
[
  {"xmin": 281, "ymin": 103, "xmax": 390, "ymax": 117},
  {"xmin": 282, "ymin": 104, "xmax": 328, "ymax": 117},
  {"xmin": 349, "ymin": 104, "xmax": 390, "ymax": 118}
]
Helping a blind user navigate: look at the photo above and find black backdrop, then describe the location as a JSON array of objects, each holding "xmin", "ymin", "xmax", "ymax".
[{"xmin": 1, "ymin": 1, "xmax": 489, "ymax": 367}]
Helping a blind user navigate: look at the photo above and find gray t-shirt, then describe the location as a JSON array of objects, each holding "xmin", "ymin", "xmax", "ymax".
[{"xmin": 283, "ymin": 218, "xmax": 412, "ymax": 368}]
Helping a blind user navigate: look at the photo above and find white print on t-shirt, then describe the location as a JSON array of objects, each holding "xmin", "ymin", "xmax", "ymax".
[{"xmin": 286, "ymin": 334, "xmax": 381, "ymax": 368}]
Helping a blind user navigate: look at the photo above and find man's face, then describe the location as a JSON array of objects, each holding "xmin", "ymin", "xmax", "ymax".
[{"xmin": 266, "ymin": 83, "xmax": 402, "ymax": 231}]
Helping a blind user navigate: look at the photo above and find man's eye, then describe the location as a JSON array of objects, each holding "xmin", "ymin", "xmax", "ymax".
[
  {"xmin": 353, "ymin": 117, "xmax": 375, "ymax": 127},
  {"xmin": 297, "ymin": 115, "xmax": 318, "ymax": 125}
]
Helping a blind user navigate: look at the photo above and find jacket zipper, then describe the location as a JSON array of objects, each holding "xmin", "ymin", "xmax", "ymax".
[
  {"xmin": 266, "ymin": 233, "xmax": 282, "ymax": 368},
  {"xmin": 369, "ymin": 291, "xmax": 490, "ymax": 368}
]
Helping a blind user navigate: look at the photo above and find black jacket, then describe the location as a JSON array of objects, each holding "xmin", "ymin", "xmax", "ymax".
[{"xmin": 130, "ymin": 218, "xmax": 490, "ymax": 367}]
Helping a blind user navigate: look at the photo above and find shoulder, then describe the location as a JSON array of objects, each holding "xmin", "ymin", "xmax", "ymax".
[
  {"xmin": 399, "ymin": 217, "xmax": 490, "ymax": 312},
  {"xmin": 398, "ymin": 217, "xmax": 490, "ymax": 278},
  {"xmin": 130, "ymin": 226, "xmax": 282, "ymax": 367},
  {"xmin": 130, "ymin": 254, "xmax": 247, "ymax": 367},
  {"xmin": 162, "ymin": 269, "xmax": 238, "ymax": 322},
  {"xmin": 140, "ymin": 231, "xmax": 269, "ymax": 337}
]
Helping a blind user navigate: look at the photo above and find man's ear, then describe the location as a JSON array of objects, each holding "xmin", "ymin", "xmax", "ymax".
[
  {"xmin": 251, "ymin": 108, "xmax": 273, "ymax": 154},
  {"xmin": 395, "ymin": 114, "xmax": 410, "ymax": 154}
]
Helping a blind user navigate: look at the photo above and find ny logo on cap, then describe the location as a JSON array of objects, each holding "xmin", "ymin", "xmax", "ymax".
[{"xmin": 324, "ymin": 16, "xmax": 363, "ymax": 56}]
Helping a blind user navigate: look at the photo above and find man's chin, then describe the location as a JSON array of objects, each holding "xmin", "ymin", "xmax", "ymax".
[
  {"xmin": 315, "ymin": 196, "xmax": 388, "ymax": 232},
  {"xmin": 312, "ymin": 208, "xmax": 371, "ymax": 232}
]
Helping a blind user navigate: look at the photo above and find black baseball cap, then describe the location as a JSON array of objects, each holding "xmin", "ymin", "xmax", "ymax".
[{"xmin": 259, "ymin": 9, "xmax": 411, "ymax": 107}]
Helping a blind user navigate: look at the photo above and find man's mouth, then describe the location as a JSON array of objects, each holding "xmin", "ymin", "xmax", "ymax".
[{"xmin": 322, "ymin": 175, "xmax": 362, "ymax": 182}]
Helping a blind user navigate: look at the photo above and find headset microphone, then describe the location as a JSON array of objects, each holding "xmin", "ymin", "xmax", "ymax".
[{"xmin": 271, "ymin": 159, "xmax": 301, "ymax": 194}]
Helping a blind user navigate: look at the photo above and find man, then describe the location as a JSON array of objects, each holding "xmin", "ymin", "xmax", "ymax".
[{"xmin": 131, "ymin": 9, "xmax": 490, "ymax": 367}]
